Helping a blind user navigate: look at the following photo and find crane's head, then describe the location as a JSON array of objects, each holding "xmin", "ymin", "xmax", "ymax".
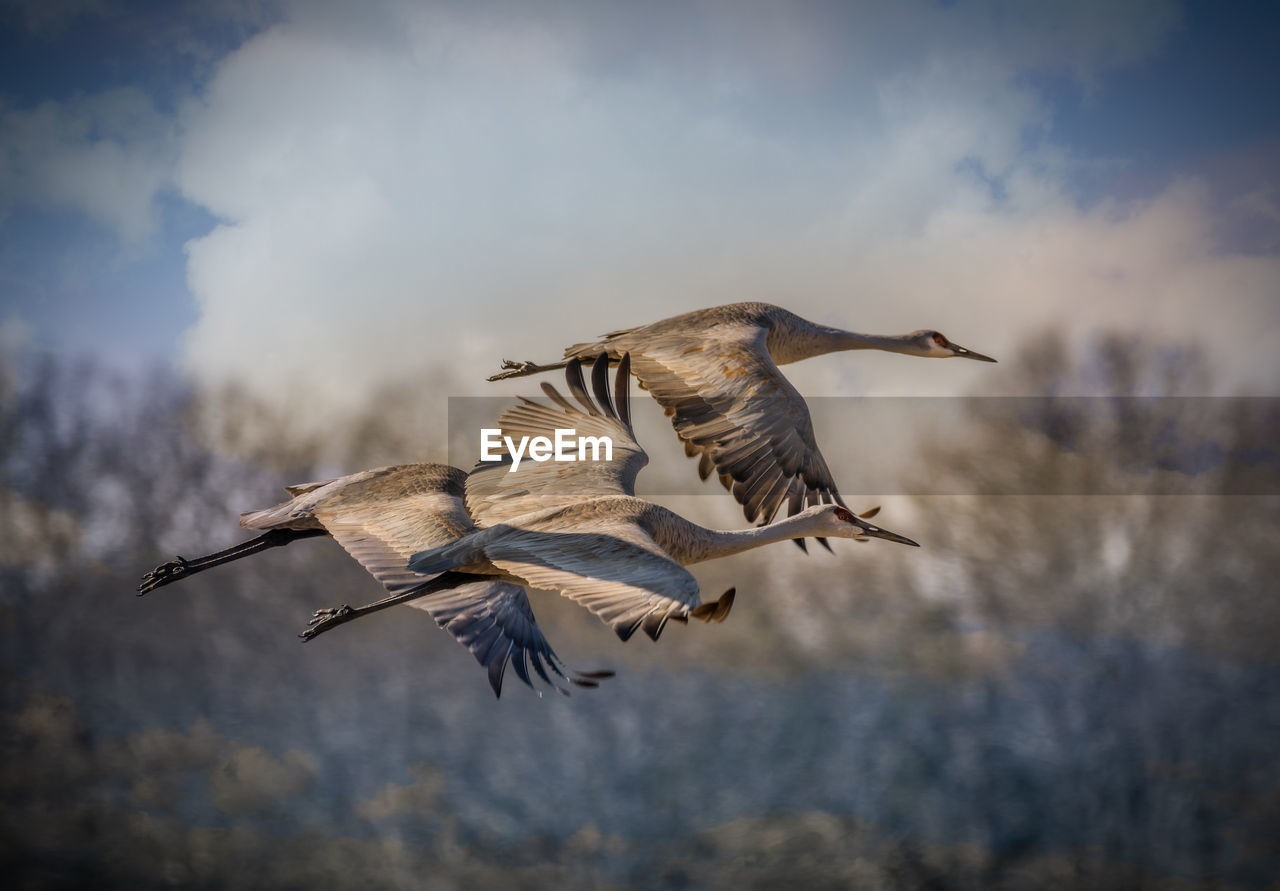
[
  {"xmin": 909, "ymin": 330, "xmax": 998, "ymax": 362},
  {"xmin": 801, "ymin": 504, "xmax": 919, "ymax": 546}
]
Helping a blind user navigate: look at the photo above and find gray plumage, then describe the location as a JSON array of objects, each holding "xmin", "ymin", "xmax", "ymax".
[
  {"xmin": 489, "ymin": 302, "xmax": 996, "ymax": 537},
  {"xmin": 139, "ymin": 462, "xmax": 608, "ymax": 697}
]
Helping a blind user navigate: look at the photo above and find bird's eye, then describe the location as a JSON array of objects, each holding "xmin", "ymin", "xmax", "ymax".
[
  {"xmin": 834, "ymin": 507, "xmax": 855, "ymax": 522},
  {"xmin": 932, "ymin": 333, "xmax": 947, "ymax": 347}
]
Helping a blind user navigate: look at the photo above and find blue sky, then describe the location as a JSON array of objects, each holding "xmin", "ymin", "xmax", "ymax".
[{"xmin": 2, "ymin": 0, "xmax": 1278, "ymax": 413}]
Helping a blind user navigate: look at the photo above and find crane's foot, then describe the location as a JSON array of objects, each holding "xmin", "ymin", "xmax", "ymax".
[
  {"xmin": 137, "ymin": 557, "xmax": 191, "ymax": 595},
  {"xmin": 299, "ymin": 604, "xmax": 354, "ymax": 641},
  {"xmin": 487, "ymin": 359, "xmax": 550, "ymax": 382}
]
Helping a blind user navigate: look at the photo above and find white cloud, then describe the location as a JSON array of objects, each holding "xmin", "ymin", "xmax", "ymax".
[
  {"xmin": 171, "ymin": 0, "xmax": 1276, "ymax": 443},
  {"xmin": 0, "ymin": 88, "xmax": 176, "ymax": 242},
  {"xmin": 821, "ymin": 177, "xmax": 1280, "ymax": 397}
]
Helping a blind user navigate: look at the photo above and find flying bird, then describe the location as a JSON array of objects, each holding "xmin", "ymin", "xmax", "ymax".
[
  {"xmin": 488, "ymin": 302, "xmax": 996, "ymax": 548},
  {"xmin": 137, "ymin": 465, "xmax": 613, "ymax": 698},
  {"xmin": 297, "ymin": 353, "xmax": 919, "ymax": 657}
]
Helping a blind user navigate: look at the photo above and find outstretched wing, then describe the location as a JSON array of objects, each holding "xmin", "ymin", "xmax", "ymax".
[
  {"xmin": 627, "ymin": 325, "xmax": 845, "ymax": 527},
  {"xmin": 257, "ymin": 464, "xmax": 585, "ymax": 697},
  {"xmin": 480, "ymin": 520, "xmax": 701, "ymax": 643},
  {"xmin": 467, "ymin": 354, "xmax": 648, "ymax": 527},
  {"xmin": 302, "ymin": 465, "xmax": 477, "ymax": 596},
  {"xmin": 407, "ymin": 579, "xmax": 608, "ymax": 697}
]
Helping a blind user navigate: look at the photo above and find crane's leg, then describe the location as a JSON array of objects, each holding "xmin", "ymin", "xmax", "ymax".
[
  {"xmin": 137, "ymin": 528, "xmax": 327, "ymax": 595},
  {"xmin": 487, "ymin": 358, "xmax": 570, "ymax": 382},
  {"xmin": 299, "ymin": 571, "xmax": 473, "ymax": 641}
]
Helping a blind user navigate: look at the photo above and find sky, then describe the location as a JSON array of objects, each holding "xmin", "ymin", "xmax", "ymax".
[{"xmin": 2, "ymin": 0, "xmax": 1279, "ymax": 431}]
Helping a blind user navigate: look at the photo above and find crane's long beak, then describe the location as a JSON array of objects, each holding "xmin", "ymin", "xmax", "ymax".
[
  {"xmin": 856, "ymin": 518, "xmax": 920, "ymax": 547},
  {"xmin": 950, "ymin": 342, "xmax": 997, "ymax": 363}
]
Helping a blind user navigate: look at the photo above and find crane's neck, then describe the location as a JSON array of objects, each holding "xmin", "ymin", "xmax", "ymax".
[
  {"xmin": 770, "ymin": 324, "xmax": 922, "ymax": 365},
  {"xmin": 678, "ymin": 512, "xmax": 833, "ymax": 564}
]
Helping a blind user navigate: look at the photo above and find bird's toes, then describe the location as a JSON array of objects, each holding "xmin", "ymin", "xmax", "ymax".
[
  {"xmin": 303, "ymin": 605, "xmax": 353, "ymax": 638},
  {"xmin": 488, "ymin": 360, "xmax": 527, "ymax": 381},
  {"xmin": 137, "ymin": 557, "xmax": 189, "ymax": 594},
  {"xmin": 307, "ymin": 605, "xmax": 347, "ymax": 626},
  {"xmin": 156, "ymin": 557, "xmax": 187, "ymax": 576}
]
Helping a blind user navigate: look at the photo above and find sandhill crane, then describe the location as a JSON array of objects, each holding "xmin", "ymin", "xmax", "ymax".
[
  {"xmin": 137, "ymin": 465, "xmax": 613, "ymax": 697},
  {"xmin": 297, "ymin": 353, "xmax": 918, "ymax": 652},
  {"xmin": 488, "ymin": 302, "xmax": 995, "ymax": 549}
]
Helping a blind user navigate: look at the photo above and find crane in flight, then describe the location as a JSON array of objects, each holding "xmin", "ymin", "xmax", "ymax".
[
  {"xmin": 489, "ymin": 302, "xmax": 995, "ymax": 549},
  {"xmin": 137, "ymin": 466, "xmax": 613, "ymax": 698},
  {"xmin": 297, "ymin": 353, "xmax": 918, "ymax": 661}
]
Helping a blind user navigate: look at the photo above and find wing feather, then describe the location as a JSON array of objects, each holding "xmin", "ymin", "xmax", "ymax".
[
  {"xmin": 624, "ymin": 327, "xmax": 846, "ymax": 525},
  {"xmin": 467, "ymin": 356, "xmax": 648, "ymax": 527},
  {"xmin": 480, "ymin": 521, "xmax": 702, "ymax": 642},
  {"xmin": 277, "ymin": 465, "xmax": 578, "ymax": 696},
  {"xmin": 407, "ymin": 579, "xmax": 582, "ymax": 696}
]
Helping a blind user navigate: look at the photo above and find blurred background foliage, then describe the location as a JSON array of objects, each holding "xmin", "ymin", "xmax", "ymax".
[{"xmin": 1, "ymin": 330, "xmax": 1277, "ymax": 889}]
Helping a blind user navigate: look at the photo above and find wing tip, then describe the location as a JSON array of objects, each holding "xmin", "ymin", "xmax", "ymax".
[
  {"xmin": 615, "ymin": 352, "xmax": 632, "ymax": 428},
  {"xmin": 690, "ymin": 587, "xmax": 735, "ymax": 624}
]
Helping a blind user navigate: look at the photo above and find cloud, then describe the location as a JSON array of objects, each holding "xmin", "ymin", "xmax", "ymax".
[
  {"xmin": 821, "ymin": 176, "xmax": 1280, "ymax": 398},
  {"xmin": 170, "ymin": 0, "xmax": 1276, "ymax": 444},
  {"xmin": 0, "ymin": 87, "xmax": 176, "ymax": 242}
]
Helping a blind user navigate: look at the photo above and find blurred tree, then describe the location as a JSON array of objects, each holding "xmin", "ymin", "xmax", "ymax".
[
  {"xmin": 896, "ymin": 330, "xmax": 1280, "ymax": 665},
  {"xmin": 2, "ymin": 336, "xmax": 1277, "ymax": 890}
]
